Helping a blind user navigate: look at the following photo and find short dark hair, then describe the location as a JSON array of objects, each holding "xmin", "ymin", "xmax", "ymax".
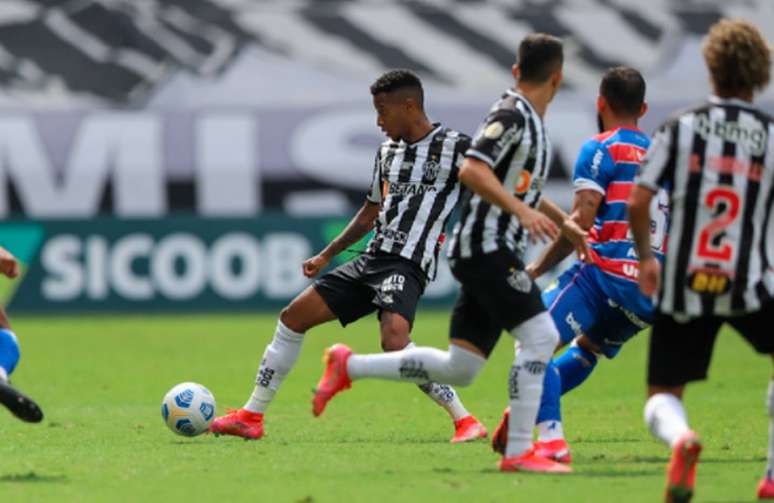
[
  {"xmin": 370, "ymin": 69, "xmax": 424, "ymax": 108},
  {"xmin": 517, "ymin": 34, "xmax": 564, "ymax": 83},
  {"xmin": 599, "ymin": 66, "xmax": 646, "ymax": 116}
]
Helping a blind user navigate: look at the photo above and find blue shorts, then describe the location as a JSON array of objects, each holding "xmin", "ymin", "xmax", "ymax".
[{"xmin": 542, "ymin": 262, "xmax": 651, "ymax": 359}]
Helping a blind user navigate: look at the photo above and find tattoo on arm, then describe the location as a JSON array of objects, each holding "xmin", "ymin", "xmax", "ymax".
[
  {"xmin": 323, "ymin": 202, "xmax": 378, "ymax": 258},
  {"xmin": 572, "ymin": 190, "xmax": 603, "ymax": 230}
]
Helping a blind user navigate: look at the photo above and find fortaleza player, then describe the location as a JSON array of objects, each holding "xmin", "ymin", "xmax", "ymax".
[
  {"xmin": 628, "ymin": 19, "xmax": 774, "ymax": 502},
  {"xmin": 313, "ymin": 34, "xmax": 590, "ymax": 473},
  {"xmin": 211, "ymin": 70, "xmax": 488, "ymax": 443},
  {"xmin": 493, "ymin": 67, "xmax": 669, "ymax": 464},
  {"xmin": 0, "ymin": 246, "xmax": 43, "ymax": 423}
]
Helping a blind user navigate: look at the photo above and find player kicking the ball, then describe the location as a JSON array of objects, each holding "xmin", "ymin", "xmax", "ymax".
[
  {"xmin": 0, "ymin": 246, "xmax": 43, "ymax": 423},
  {"xmin": 314, "ymin": 34, "xmax": 589, "ymax": 473},
  {"xmin": 490, "ymin": 67, "xmax": 669, "ymax": 464},
  {"xmin": 629, "ymin": 19, "xmax": 774, "ymax": 502},
  {"xmin": 211, "ymin": 70, "xmax": 487, "ymax": 443}
]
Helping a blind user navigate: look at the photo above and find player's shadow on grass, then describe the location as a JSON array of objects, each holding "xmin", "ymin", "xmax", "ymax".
[
  {"xmin": 0, "ymin": 472, "xmax": 67, "ymax": 484},
  {"xmin": 625, "ymin": 455, "xmax": 765, "ymax": 464},
  {"xmin": 474, "ymin": 468, "xmax": 659, "ymax": 477}
]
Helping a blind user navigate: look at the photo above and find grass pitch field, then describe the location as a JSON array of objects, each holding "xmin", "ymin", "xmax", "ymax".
[{"xmin": 0, "ymin": 312, "xmax": 769, "ymax": 502}]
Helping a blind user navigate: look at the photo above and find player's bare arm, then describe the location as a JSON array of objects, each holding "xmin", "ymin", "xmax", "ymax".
[
  {"xmin": 0, "ymin": 246, "xmax": 20, "ymax": 279},
  {"xmin": 627, "ymin": 185, "xmax": 659, "ymax": 296},
  {"xmin": 538, "ymin": 197, "xmax": 590, "ymax": 264},
  {"xmin": 302, "ymin": 201, "xmax": 380, "ymax": 278},
  {"xmin": 529, "ymin": 191, "xmax": 599, "ymax": 277},
  {"xmin": 458, "ymin": 157, "xmax": 559, "ymax": 243}
]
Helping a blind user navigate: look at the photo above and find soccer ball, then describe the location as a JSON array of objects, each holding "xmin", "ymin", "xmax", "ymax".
[{"xmin": 161, "ymin": 382, "xmax": 216, "ymax": 437}]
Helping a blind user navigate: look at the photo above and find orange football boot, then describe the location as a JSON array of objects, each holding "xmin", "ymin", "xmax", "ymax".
[
  {"xmin": 757, "ymin": 477, "xmax": 774, "ymax": 499},
  {"xmin": 312, "ymin": 344, "xmax": 353, "ymax": 417},
  {"xmin": 533, "ymin": 438, "xmax": 572, "ymax": 464},
  {"xmin": 451, "ymin": 415, "xmax": 487, "ymax": 443},
  {"xmin": 665, "ymin": 431, "xmax": 702, "ymax": 503},
  {"xmin": 210, "ymin": 408, "xmax": 264, "ymax": 440},
  {"xmin": 499, "ymin": 448, "xmax": 573, "ymax": 474}
]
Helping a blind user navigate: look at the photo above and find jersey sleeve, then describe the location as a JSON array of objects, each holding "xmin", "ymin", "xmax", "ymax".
[
  {"xmin": 636, "ymin": 123, "xmax": 674, "ymax": 192},
  {"xmin": 465, "ymin": 109, "xmax": 525, "ymax": 168},
  {"xmin": 366, "ymin": 149, "xmax": 383, "ymax": 204},
  {"xmin": 572, "ymin": 139, "xmax": 614, "ymax": 195}
]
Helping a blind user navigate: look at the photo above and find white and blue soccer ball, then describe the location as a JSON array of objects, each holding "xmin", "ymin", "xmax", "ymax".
[{"xmin": 161, "ymin": 382, "xmax": 216, "ymax": 437}]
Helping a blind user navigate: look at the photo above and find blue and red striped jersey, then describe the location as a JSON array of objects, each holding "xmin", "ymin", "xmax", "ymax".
[{"xmin": 572, "ymin": 126, "xmax": 669, "ymax": 315}]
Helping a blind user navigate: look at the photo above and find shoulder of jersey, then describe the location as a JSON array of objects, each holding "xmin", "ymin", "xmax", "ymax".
[{"xmin": 659, "ymin": 101, "xmax": 715, "ymax": 128}]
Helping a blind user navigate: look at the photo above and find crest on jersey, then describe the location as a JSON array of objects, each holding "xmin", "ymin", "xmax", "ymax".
[
  {"xmin": 484, "ymin": 121, "xmax": 504, "ymax": 139},
  {"xmin": 506, "ymin": 269, "xmax": 532, "ymax": 293},
  {"xmin": 422, "ymin": 158, "xmax": 440, "ymax": 183}
]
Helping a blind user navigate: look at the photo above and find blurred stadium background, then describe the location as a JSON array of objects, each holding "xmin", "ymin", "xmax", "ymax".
[{"xmin": 0, "ymin": 0, "xmax": 772, "ymax": 313}]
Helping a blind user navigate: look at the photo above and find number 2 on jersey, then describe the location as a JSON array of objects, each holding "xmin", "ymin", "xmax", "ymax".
[{"xmin": 696, "ymin": 186, "xmax": 740, "ymax": 262}]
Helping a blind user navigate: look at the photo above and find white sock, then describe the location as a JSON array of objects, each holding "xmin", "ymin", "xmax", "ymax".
[
  {"xmin": 417, "ymin": 382, "xmax": 470, "ymax": 421},
  {"xmin": 506, "ymin": 349, "xmax": 551, "ymax": 456},
  {"xmin": 506, "ymin": 312, "xmax": 559, "ymax": 457},
  {"xmin": 0, "ymin": 366, "xmax": 6, "ymax": 383},
  {"xmin": 766, "ymin": 381, "xmax": 774, "ymax": 479},
  {"xmin": 644, "ymin": 393, "xmax": 689, "ymax": 447},
  {"xmin": 347, "ymin": 344, "xmax": 485, "ymax": 387},
  {"xmin": 537, "ymin": 420, "xmax": 565, "ymax": 442},
  {"xmin": 399, "ymin": 343, "xmax": 469, "ymax": 422},
  {"xmin": 243, "ymin": 321, "xmax": 304, "ymax": 413}
]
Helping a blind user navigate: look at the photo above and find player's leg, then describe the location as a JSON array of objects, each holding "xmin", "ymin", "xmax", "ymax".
[
  {"xmin": 644, "ymin": 313, "xmax": 719, "ymax": 502},
  {"xmin": 378, "ymin": 310, "xmax": 486, "ymax": 443},
  {"xmin": 312, "ymin": 282, "xmax": 499, "ymax": 417},
  {"xmin": 452, "ymin": 252, "xmax": 568, "ymax": 473},
  {"xmin": 212, "ymin": 258, "xmax": 373, "ymax": 439},
  {"xmin": 0, "ymin": 307, "xmax": 43, "ymax": 423},
  {"xmin": 0, "ymin": 308, "xmax": 19, "ymax": 383},
  {"xmin": 242, "ymin": 286, "xmax": 338, "ymax": 412},
  {"xmin": 551, "ymin": 299, "xmax": 647, "ymax": 396},
  {"xmin": 759, "ymin": 355, "xmax": 774, "ymax": 499},
  {"xmin": 724, "ymin": 304, "xmax": 774, "ymax": 499},
  {"xmin": 534, "ymin": 264, "xmax": 603, "ymax": 460}
]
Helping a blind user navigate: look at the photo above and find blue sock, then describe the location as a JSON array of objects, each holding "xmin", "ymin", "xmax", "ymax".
[
  {"xmin": 536, "ymin": 360, "xmax": 561, "ymax": 424},
  {"xmin": 0, "ymin": 328, "xmax": 20, "ymax": 378},
  {"xmin": 555, "ymin": 344, "xmax": 598, "ymax": 395}
]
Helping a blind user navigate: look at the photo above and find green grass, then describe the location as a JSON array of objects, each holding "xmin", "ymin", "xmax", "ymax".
[{"xmin": 0, "ymin": 312, "xmax": 769, "ymax": 502}]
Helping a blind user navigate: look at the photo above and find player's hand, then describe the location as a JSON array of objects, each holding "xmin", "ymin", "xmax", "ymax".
[
  {"xmin": 302, "ymin": 253, "xmax": 331, "ymax": 278},
  {"xmin": 518, "ymin": 207, "xmax": 560, "ymax": 244},
  {"xmin": 525, "ymin": 262, "xmax": 539, "ymax": 279},
  {"xmin": 638, "ymin": 256, "xmax": 661, "ymax": 297},
  {"xmin": 561, "ymin": 218, "xmax": 591, "ymax": 263},
  {"xmin": 0, "ymin": 247, "xmax": 19, "ymax": 279}
]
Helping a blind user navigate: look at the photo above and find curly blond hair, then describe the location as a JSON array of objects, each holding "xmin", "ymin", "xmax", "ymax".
[{"xmin": 703, "ymin": 18, "xmax": 771, "ymax": 97}]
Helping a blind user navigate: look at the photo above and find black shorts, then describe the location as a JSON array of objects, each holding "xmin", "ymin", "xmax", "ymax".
[
  {"xmin": 314, "ymin": 253, "xmax": 427, "ymax": 327},
  {"xmin": 448, "ymin": 249, "xmax": 546, "ymax": 358},
  {"xmin": 648, "ymin": 303, "xmax": 774, "ymax": 387}
]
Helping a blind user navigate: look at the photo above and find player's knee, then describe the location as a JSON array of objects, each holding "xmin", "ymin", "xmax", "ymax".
[
  {"xmin": 511, "ymin": 312, "xmax": 559, "ymax": 361},
  {"xmin": 279, "ymin": 305, "xmax": 301, "ymax": 332},
  {"xmin": 447, "ymin": 344, "xmax": 486, "ymax": 386},
  {"xmin": 379, "ymin": 313, "xmax": 411, "ymax": 352},
  {"xmin": 576, "ymin": 336, "xmax": 603, "ymax": 356},
  {"xmin": 380, "ymin": 332, "xmax": 410, "ymax": 352},
  {"xmin": 0, "ymin": 328, "xmax": 20, "ymax": 376}
]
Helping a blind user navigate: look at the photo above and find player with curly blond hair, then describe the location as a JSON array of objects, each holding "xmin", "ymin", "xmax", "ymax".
[{"xmin": 629, "ymin": 18, "xmax": 773, "ymax": 502}]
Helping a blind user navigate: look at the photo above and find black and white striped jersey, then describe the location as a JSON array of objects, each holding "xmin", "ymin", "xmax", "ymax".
[
  {"xmin": 365, "ymin": 124, "xmax": 470, "ymax": 279},
  {"xmin": 449, "ymin": 89, "xmax": 551, "ymax": 260},
  {"xmin": 636, "ymin": 96, "xmax": 774, "ymax": 317}
]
